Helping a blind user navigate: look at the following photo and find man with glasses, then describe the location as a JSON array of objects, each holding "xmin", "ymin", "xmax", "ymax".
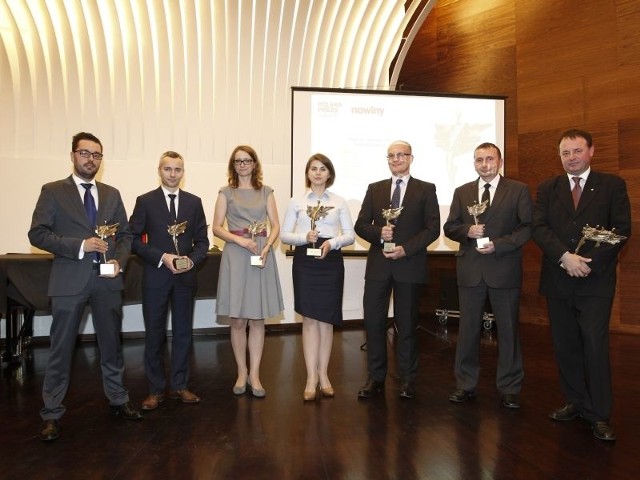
[
  {"xmin": 29, "ymin": 132, "xmax": 142, "ymax": 442},
  {"xmin": 355, "ymin": 140, "xmax": 440, "ymax": 399},
  {"xmin": 532, "ymin": 129, "xmax": 631, "ymax": 441},
  {"xmin": 129, "ymin": 151, "xmax": 209, "ymax": 411}
]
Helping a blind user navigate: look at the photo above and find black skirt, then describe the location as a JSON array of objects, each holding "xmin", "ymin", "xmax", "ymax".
[{"xmin": 292, "ymin": 241, "xmax": 345, "ymax": 325}]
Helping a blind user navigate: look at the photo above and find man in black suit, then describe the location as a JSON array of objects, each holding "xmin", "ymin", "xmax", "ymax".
[
  {"xmin": 444, "ymin": 142, "xmax": 532, "ymax": 409},
  {"xmin": 355, "ymin": 140, "xmax": 440, "ymax": 399},
  {"xmin": 129, "ymin": 151, "xmax": 209, "ymax": 410},
  {"xmin": 532, "ymin": 129, "xmax": 631, "ymax": 441},
  {"xmin": 29, "ymin": 132, "xmax": 142, "ymax": 442}
]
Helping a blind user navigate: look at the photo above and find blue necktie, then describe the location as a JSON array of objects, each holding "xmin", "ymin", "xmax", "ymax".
[
  {"xmin": 82, "ymin": 183, "xmax": 99, "ymax": 261},
  {"xmin": 82, "ymin": 183, "xmax": 97, "ymax": 227},
  {"xmin": 391, "ymin": 178, "xmax": 402, "ymax": 209}
]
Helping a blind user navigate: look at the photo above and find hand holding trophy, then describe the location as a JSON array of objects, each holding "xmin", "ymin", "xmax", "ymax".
[
  {"xmin": 574, "ymin": 224, "xmax": 627, "ymax": 255},
  {"xmin": 95, "ymin": 222, "xmax": 119, "ymax": 276},
  {"xmin": 381, "ymin": 205, "xmax": 403, "ymax": 252},
  {"xmin": 248, "ymin": 220, "xmax": 269, "ymax": 266},
  {"xmin": 167, "ymin": 220, "xmax": 189, "ymax": 270},
  {"xmin": 467, "ymin": 200, "xmax": 490, "ymax": 248},
  {"xmin": 306, "ymin": 201, "xmax": 334, "ymax": 257}
]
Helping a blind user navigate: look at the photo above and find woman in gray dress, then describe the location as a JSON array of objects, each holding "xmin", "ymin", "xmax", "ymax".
[{"xmin": 212, "ymin": 145, "xmax": 284, "ymax": 398}]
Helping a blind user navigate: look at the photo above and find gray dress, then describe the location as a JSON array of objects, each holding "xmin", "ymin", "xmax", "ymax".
[{"xmin": 215, "ymin": 185, "xmax": 284, "ymax": 319}]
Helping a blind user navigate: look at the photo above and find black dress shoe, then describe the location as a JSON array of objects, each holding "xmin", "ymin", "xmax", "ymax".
[
  {"xmin": 448, "ymin": 389, "xmax": 477, "ymax": 403},
  {"xmin": 110, "ymin": 401, "xmax": 143, "ymax": 420},
  {"xmin": 357, "ymin": 379, "xmax": 384, "ymax": 399},
  {"xmin": 501, "ymin": 394, "xmax": 521, "ymax": 409},
  {"xmin": 592, "ymin": 421, "xmax": 616, "ymax": 441},
  {"xmin": 40, "ymin": 419, "xmax": 60, "ymax": 442},
  {"xmin": 399, "ymin": 382, "xmax": 415, "ymax": 399},
  {"xmin": 549, "ymin": 404, "xmax": 579, "ymax": 421}
]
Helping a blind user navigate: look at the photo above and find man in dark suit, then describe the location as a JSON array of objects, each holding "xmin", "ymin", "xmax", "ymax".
[
  {"xmin": 354, "ymin": 140, "xmax": 440, "ymax": 399},
  {"xmin": 532, "ymin": 129, "xmax": 631, "ymax": 442},
  {"xmin": 443, "ymin": 142, "xmax": 532, "ymax": 409},
  {"xmin": 29, "ymin": 132, "xmax": 142, "ymax": 442},
  {"xmin": 129, "ymin": 151, "xmax": 209, "ymax": 410}
]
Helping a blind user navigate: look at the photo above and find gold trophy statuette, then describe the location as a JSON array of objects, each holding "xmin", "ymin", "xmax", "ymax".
[
  {"xmin": 248, "ymin": 220, "xmax": 269, "ymax": 266},
  {"xmin": 95, "ymin": 222, "xmax": 119, "ymax": 276},
  {"xmin": 167, "ymin": 220, "xmax": 189, "ymax": 270},
  {"xmin": 381, "ymin": 206, "xmax": 403, "ymax": 252},
  {"xmin": 467, "ymin": 200, "xmax": 490, "ymax": 248},
  {"xmin": 574, "ymin": 224, "xmax": 627, "ymax": 255},
  {"xmin": 306, "ymin": 201, "xmax": 334, "ymax": 257}
]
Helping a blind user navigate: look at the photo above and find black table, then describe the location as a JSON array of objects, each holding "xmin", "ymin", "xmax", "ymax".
[{"xmin": 1, "ymin": 252, "xmax": 221, "ymax": 361}]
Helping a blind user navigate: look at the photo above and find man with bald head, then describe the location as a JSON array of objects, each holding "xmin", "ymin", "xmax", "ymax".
[
  {"xmin": 129, "ymin": 151, "xmax": 209, "ymax": 411},
  {"xmin": 355, "ymin": 140, "xmax": 440, "ymax": 399}
]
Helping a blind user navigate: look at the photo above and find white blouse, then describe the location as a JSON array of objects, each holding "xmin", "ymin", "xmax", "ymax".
[{"xmin": 280, "ymin": 189, "xmax": 355, "ymax": 250}]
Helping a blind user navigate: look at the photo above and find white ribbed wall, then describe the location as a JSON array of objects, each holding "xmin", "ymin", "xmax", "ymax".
[{"xmin": 0, "ymin": 0, "xmax": 433, "ymax": 332}]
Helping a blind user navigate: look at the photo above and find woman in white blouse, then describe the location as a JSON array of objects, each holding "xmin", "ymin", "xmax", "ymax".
[{"xmin": 281, "ymin": 153, "xmax": 355, "ymax": 400}]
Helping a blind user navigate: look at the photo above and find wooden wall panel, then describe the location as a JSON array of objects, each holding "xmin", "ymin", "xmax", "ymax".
[{"xmin": 399, "ymin": 0, "xmax": 640, "ymax": 334}]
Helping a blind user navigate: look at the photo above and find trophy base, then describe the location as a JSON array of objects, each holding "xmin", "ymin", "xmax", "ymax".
[
  {"xmin": 383, "ymin": 242, "xmax": 396, "ymax": 253},
  {"xmin": 476, "ymin": 237, "xmax": 490, "ymax": 249},
  {"xmin": 306, "ymin": 247, "xmax": 322, "ymax": 257},
  {"xmin": 99, "ymin": 263, "xmax": 116, "ymax": 276},
  {"xmin": 250, "ymin": 255, "xmax": 263, "ymax": 267},
  {"xmin": 173, "ymin": 257, "xmax": 190, "ymax": 270}
]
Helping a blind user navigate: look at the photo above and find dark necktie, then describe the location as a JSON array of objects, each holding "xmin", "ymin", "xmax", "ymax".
[
  {"xmin": 572, "ymin": 177, "xmax": 582, "ymax": 209},
  {"xmin": 391, "ymin": 178, "xmax": 402, "ymax": 209},
  {"xmin": 482, "ymin": 183, "xmax": 491, "ymax": 207},
  {"xmin": 82, "ymin": 183, "xmax": 97, "ymax": 227},
  {"xmin": 169, "ymin": 194, "xmax": 177, "ymax": 222}
]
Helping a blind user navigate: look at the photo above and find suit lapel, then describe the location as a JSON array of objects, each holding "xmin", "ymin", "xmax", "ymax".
[
  {"xmin": 63, "ymin": 176, "xmax": 92, "ymax": 227},
  {"xmin": 576, "ymin": 173, "xmax": 600, "ymax": 214}
]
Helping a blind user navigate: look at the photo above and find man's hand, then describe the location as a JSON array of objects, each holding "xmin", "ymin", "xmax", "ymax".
[
  {"xmin": 560, "ymin": 252, "xmax": 592, "ymax": 277},
  {"xmin": 383, "ymin": 245, "xmax": 406, "ymax": 260},
  {"xmin": 84, "ymin": 237, "xmax": 108, "ymax": 254}
]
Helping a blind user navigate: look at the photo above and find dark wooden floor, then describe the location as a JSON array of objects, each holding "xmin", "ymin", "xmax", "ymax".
[{"xmin": 2, "ymin": 318, "xmax": 640, "ymax": 479}]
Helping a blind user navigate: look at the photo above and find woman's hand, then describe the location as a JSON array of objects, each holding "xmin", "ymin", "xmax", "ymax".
[
  {"xmin": 306, "ymin": 230, "xmax": 319, "ymax": 244},
  {"xmin": 237, "ymin": 236, "xmax": 259, "ymax": 254}
]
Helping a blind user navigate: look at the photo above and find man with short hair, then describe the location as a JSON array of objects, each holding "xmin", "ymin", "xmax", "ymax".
[
  {"xmin": 129, "ymin": 151, "xmax": 209, "ymax": 410},
  {"xmin": 29, "ymin": 131, "xmax": 142, "ymax": 442},
  {"xmin": 532, "ymin": 129, "xmax": 631, "ymax": 441},
  {"xmin": 354, "ymin": 140, "xmax": 440, "ymax": 399},
  {"xmin": 444, "ymin": 142, "xmax": 531, "ymax": 409}
]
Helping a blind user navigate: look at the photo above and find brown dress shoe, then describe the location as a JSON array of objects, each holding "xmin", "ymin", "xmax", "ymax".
[
  {"xmin": 40, "ymin": 419, "xmax": 60, "ymax": 442},
  {"xmin": 141, "ymin": 393, "xmax": 165, "ymax": 411},
  {"xmin": 549, "ymin": 404, "xmax": 580, "ymax": 421},
  {"xmin": 169, "ymin": 389, "xmax": 201, "ymax": 403}
]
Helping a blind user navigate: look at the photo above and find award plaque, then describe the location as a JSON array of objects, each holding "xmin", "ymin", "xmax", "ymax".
[
  {"xmin": 248, "ymin": 220, "xmax": 268, "ymax": 266},
  {"xmin": 381, "ymin": 206, "xmax": 403, "ymax": 253},
  {"xmin": 306, "ymin": 201, "xmax": 334, "ymax": 257},
  {"xmin": 95, "ymin": 222, "xmax": 119, "ymax": 276},
  {"xmin": 167, "ymin": 220, "xmax": 189, "ymax": 270},
  {"xmin": 467, "ymin": 200, "xmax": 490, "ymax": 248},
  {"xmin": 574, "ymin": 224, "xmax": 627, "ymax": 255}
]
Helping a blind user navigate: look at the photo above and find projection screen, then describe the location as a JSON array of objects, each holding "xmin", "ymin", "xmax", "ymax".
[{"xmin": 291, "ymin": 87, "xmax": 506, "ymax": 252}]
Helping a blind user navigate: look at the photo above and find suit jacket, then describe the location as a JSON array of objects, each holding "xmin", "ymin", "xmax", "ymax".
[
  {"xmin": 532, "ymin": 171, "xmax": 631, "ymax": 298},
  {"xmin": 129, "ymin": 187, "xmax": 209, "ymax": 289},
  {"xmin": 443, "ymin": 176, "xmax": 532, "ymax": 288},
  {"xmin": 28, "ymin": 175, "xmax": 132, "ymax": 296},
  {"xmin": 355, "ymin": 176, "xmax": 440, "ymax": 284}
]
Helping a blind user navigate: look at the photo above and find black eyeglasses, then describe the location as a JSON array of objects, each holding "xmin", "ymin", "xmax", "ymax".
[
  {"xmin": 233, "ymin": 158, "xmax": 254, "ymax": 166},
  {"xmin": 386, "ymin": 152, "xmax": 412, "ymax": 161},
  {"xmin": 75, "ymin": 149, "xmax": 104, "ymax": 160}
]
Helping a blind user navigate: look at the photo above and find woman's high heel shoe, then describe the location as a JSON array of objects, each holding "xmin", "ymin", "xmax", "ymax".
[
  {"xmin": 320, "ymin": 385, "xmax": 335, "ymax": 397},
  {"xmin": 303, "ymin": 389, "xmax": 317, "ymax": 401}
]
